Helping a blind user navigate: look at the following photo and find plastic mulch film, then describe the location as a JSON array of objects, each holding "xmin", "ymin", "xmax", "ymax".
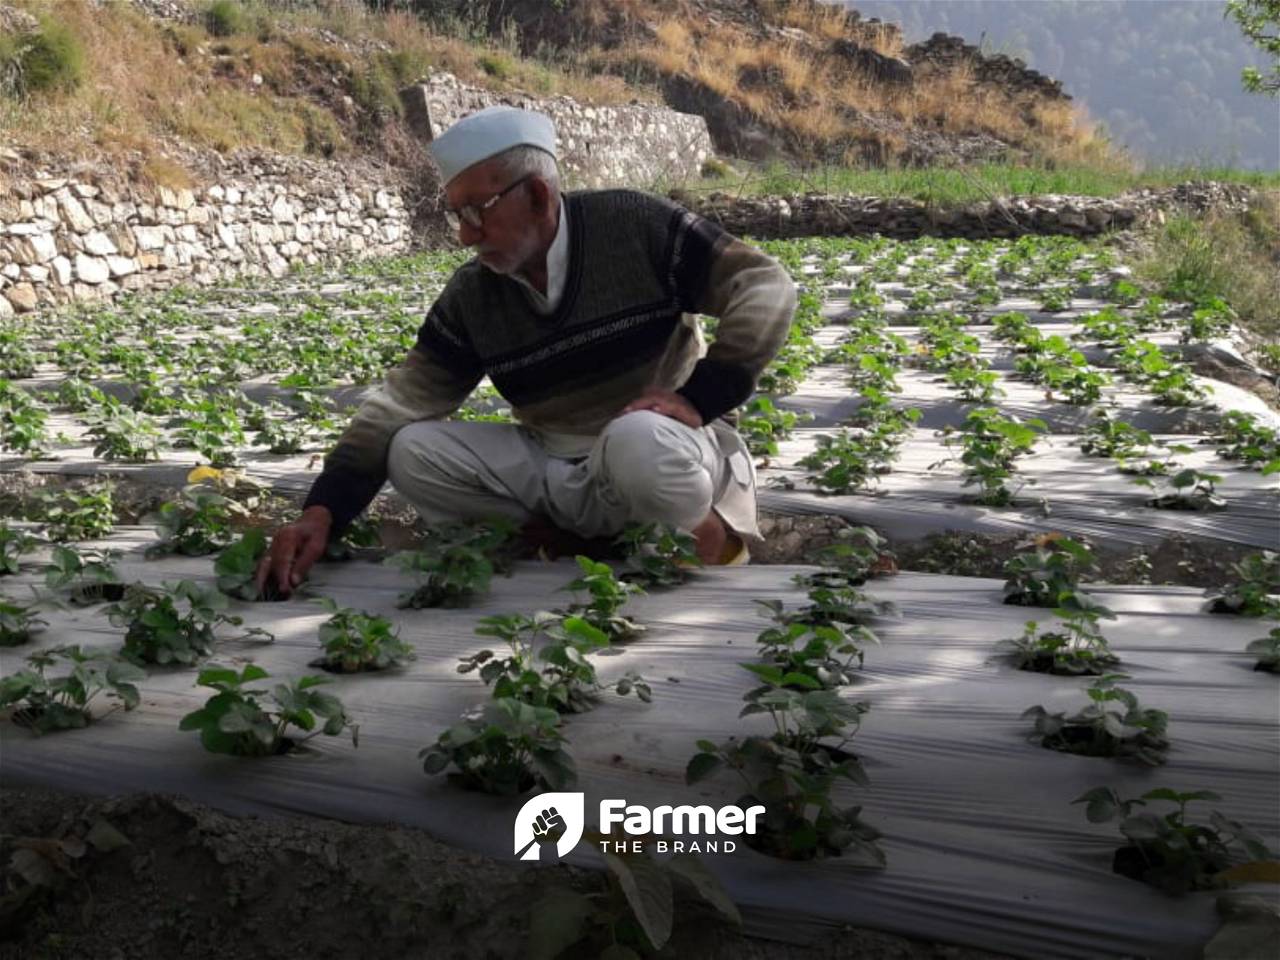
[{"xmin": 1, "ymin": 539, "xmax": 1276, "ymax": 960}]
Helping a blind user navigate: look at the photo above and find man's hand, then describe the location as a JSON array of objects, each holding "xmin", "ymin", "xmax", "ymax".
[
  {"xmin": 619, "ymin": 389, "xmax": 703, "ymax": 428},
  {"xmin": 255, "ymin": 506, "xmax": 333, "ymax": 598}
]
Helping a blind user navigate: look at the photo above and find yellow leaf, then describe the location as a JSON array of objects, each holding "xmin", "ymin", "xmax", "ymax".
[
  {"xmin": 1219, "ymin": 861, "xmax": 1280, "ymax": 885},
  {"xmin": 187, "ymin": 466, "xmax": 223, "ymax": 484}
]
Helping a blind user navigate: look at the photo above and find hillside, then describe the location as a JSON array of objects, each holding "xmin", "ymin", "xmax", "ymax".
[
  {"xmin": 0, "ymin": 0, "xmax": 1109, "ymax": 181},
  {"xmin": 850, "ymin": 0, "xmax": 1280, "ymax": 172}
]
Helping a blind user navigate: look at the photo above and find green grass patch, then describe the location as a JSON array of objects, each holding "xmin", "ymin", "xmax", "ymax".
[
  {"xmin": 0, "ymin": 16, "xmax": 86, "ymax": 97},
  {"xmin": 1135, "ymin": 191, "xmax": 1280, "ymax": 340},
  {"xmin": 670, "ymin": 161, "xmax": 1280, "ymax": 204}
]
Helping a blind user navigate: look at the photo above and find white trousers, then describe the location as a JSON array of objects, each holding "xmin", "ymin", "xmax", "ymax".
[{"xmin": 385, "ymin": 411, "xmax": 758, "ymax": 540}]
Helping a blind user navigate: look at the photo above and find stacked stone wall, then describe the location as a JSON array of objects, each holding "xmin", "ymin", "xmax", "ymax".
[
  {"xmin": 401, "ymin": 72, "xmax": 713, "ymax": 189},
  {"xmin": 0, "ymin": 152, "xmax": 410, "ymax": 317}
]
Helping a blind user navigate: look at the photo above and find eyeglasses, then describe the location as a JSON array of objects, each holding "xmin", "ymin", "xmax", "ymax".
[{"xmin": 443, "ymin": 174, "xmax": 534, "ymax": 232}]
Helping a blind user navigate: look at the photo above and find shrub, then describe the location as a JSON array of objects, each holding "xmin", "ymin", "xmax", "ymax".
[
  {"xmin": 205, "ymin": 0, "xmax": 248, "ymax": 38},
  {"xmin": 3, "ymin": 18, "xmax": 85, "ymax": 96}
]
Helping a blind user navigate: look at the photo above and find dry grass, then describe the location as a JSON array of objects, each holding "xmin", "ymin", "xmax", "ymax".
[
  {"xmin": 618, "ymin": 11, "xmax": 1111, "ymax": 167},
  {"xmin": 0, "ymin": 0, "xmax": 1113, "ymax": 176},
  {"xmin": 0, "ymin": 0, "xmax": 647, "ymax": 167}
]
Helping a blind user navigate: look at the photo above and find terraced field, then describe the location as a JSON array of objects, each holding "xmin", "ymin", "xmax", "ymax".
[{"xmin": 1, "ymin": 234, "xmax": 1277, "ymax": 960}]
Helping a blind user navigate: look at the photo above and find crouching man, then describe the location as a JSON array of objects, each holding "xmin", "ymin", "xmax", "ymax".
[{"xmin": 257, "ymin": 105, "xmax": 796, "ymax": 597}]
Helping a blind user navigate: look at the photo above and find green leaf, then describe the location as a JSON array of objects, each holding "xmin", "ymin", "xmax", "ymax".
[
  {"xmin": 685, "ymin": 752, "xmax": 724, "ymax": 785},
  {"xmin": 527, "ymin": 888, "xmax": 595, "ymax": 960},
  {"xmin": 602, "ymin": 850, "xmax": 674, "ymax": 951},
  {"xmin": 664, "ymin": 854, "xmax": 741, "ymax": 925}
]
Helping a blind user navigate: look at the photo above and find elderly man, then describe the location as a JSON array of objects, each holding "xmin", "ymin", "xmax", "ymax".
[{"xmin": 258, "ymin": 106, "xmax": 796, "ymax": 596}]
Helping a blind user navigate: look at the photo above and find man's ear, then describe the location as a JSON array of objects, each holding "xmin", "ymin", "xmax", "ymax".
[{"xmin": 527, "ymin": 176, "xmax": 554, "ymax": 217}]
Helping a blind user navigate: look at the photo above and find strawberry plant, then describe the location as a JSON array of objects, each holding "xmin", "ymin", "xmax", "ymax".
[
  {"xmin": 945, "ymin": 365, "xmax": 1003, "ymax": 403},
  {"xmin": 420, "ymin": 697, "xmax": 576, "ymax": 795},
  {"xmin": 1074, "ymin": 786, "xmax": 1273, "ymax": 895},
  {"xmin": 0, "ymin": 380, "xmax": 49, "ymax": 455},
  {"xmin": 0, "ymin": 645, "xmax": 145, "ymax": 734},
  {"xmin": 1078, "ymin": 410, "xmax": 1153, "ymax": 459},
  {"xmin": 616, "ymin": 523, "xmax": 700, "ymax": 588},
  {"xmin": 686, "ymin": 684, "xmax": 881, "ymax": 863},
  {"xmin": 109, "ymin": 580, "xmax": 261, "ymax": 666},
  {"xmin": 1003, "ymin": 535, "xmax": 1097, "ymax": 606},
  {"xmin": 313, "ymin": 597, "xmax": 415, "ymax": 672},
  {"xmin": 1134, "ymin": 469, "xmax": 1226, "ymax": 510},
  {"xmin": 0, "ymin": 597, "xmax": 46, "ymax": 646},
  {"xmin": 83, "ymin": 398, "xmax": 163, "ymax": 462},
  {"xmin": 1203, "ymin": 551, "xmax": 1279, "ymax": 617},
  {"xmin": 738, "ymin": 395, "xmax": 808, "ymax": 457},
  {"xmin": 996, "ymin": 592, "xmax": 1119, "ymax": 675},
  {"xmin": 146, "ymin": 483, "xmax": 249, "ymax": 558},
  {"xmin": 750, "ymin": 621, "xmax": 878, "ymax": 689},
  {"xmin": 0, "ymin": 331, "xmax": 38, "ymax": 378},
  {"xmin": 562, "ymin": 555, "xmax": 644, "ymax": 641},
  {"xmin": 213, "ymin": 529, "xmax": 280, "ymax": 601},
  {"xmin": 799, "ymin": 415, "xmax": 916, "ymax": 494},
  {"xmin": 43, "ymin": 545, "xmax": 125, "ymax": 604},
  {"xmin": 793, "ymin": 526, "xmax": 894, "ymax": 588},
  {"xmin": 27, "ymin": 484, "xmax": 115, "ymax": 542},
  {"xmin": 386, "ymin": 519, "xmax": 515, "ymax": 608},
  {"xmin": 173, "ymin": 398, "xmax": 247, "ymax": 467},
  {"xmin": 1246, "ymin": 627, "xmax": 1280, "ymax": 672},
  {"xmin": 180, "ymin": 665, "xmax": 358, "ymax": 756},
  {"xmin": 759, "ymin": 583, "xmax": 897, "ymax": 632},
  {"xmin": 0, "ymin": 523, "xmax": 37, "ymax": 576},
  {"xmin": 529, "ymin": 847, "xmax": 741, "ymax": 959},
  {"xmin": 934, "ymin": 407, "xmax": 1045, "ymax": 506},
  {"xmin": 1209, "ymin": 411, "xmax": 1280, "ymax": 469},
  {"xmin": 461, "ymin": 612, "xmax": 648, "ymax": 713},
  {"xmin": 1022, "ymin": 674, "xmax": 1168, "ymax": 765},
  {"xmin": 1180, "ymin": 297, "xmax": 1235, "ymax": 343}
]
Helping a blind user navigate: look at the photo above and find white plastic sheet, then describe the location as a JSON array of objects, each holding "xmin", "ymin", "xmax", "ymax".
[{"xmin": 2, "ymin": 537, "xmax": 1276, "ymax": 959}]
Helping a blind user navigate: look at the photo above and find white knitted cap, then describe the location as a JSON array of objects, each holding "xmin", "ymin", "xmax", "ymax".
[{"xmin": 429, "ymin": 106, "xmax": 558, "ymax": 185}]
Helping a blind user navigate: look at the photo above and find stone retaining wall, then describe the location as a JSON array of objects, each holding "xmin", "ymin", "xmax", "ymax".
[
  {"xmin": 672, "ymin": 182, "xmax": 1255, "ymax": 240},
  {"xmin": 400, "ymin": 72, "xmax": 713, "ymax": 189},
  {"xmin": 0, "ymin": 151, "xmax": 410, "ymax": 317}
]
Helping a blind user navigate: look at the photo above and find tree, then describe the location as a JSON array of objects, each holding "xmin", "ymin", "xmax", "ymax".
[{"xmin": 1226, "ymin": 0, "xmax": 1280, "ymax": 95}]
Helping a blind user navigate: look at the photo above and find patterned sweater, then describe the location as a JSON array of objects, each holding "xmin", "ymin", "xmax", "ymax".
[{"xmin": 304, "ymin": 188, "xmax": 797, "ymax": 531}]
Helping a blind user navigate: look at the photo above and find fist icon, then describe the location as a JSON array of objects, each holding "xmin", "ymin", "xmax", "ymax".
[{"xmin": 533, "ymin": 807, "xmax": 565, "ymax": 842}]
